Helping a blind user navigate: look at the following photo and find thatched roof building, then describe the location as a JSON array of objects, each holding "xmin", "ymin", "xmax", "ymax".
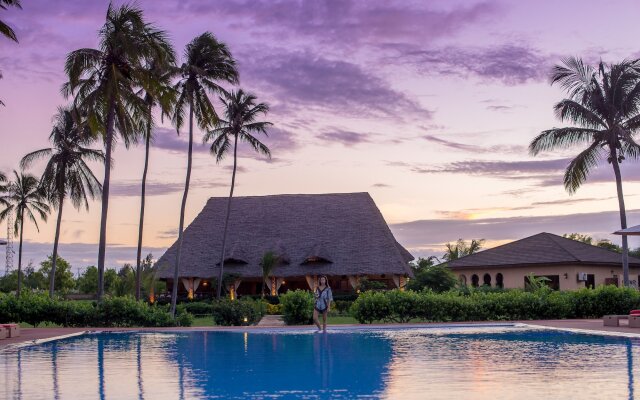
[{"xmin": 156, "ymin": 192, "xmax": 413, "ymax": 297}]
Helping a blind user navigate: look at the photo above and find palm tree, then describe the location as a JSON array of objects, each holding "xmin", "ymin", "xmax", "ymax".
[
  {"xmin": 0, "ymin": 171, "xmax": 49, "ymax": 296},
  {"xmin": 134, "ymin": 59, "xmax": 176, "ymax": 300},
  {"xmin": 530, "ymin": 58, "xmax": 640, "ymax": 287},
  {"xmin": 169, "ymin": 32, "xmax": 238, "ymax": 315},
  {"xmin": 21, "ymin": 108, "xmax": 104, "ymax": 297},
  {"xmin": 260, "ymin": 251, "xmax": 279, "ymax": 298},
  {"xmin": 0, "ymin": 0, "xmax": 21, "ymax": 42},
  {"xmin": 443, "ymin": 239, "xmax": 484, "ymax": 262},
  {"xmin": 62, "ymin": 3, "xmax": 173, "ymax": 299},
  {"xmin": 204, "ymin": 89, "xmax": 271, "ymax": 299}
]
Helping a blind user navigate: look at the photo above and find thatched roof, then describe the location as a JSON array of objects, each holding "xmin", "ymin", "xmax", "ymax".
[
  {"xmin": 448, "ymin": 232, "xmax": 640, "ymax": 269},
  {"xmin": 156, "ymin": 192, "xmax": 413, "ymax": 279}
]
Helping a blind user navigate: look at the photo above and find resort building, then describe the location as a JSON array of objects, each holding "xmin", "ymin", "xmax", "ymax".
[
  {"xmin": 448, "ymin": 232, "xmax": 640, "ymax": 290},
  {"xmin": 156, "ymin": 192, "xmax": 414, "ymax": 298}
]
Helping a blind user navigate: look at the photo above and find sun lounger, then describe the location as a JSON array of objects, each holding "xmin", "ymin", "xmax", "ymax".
[{"xmin": 0, "ymin": 324, "xmax": 20, "ymax": 338}]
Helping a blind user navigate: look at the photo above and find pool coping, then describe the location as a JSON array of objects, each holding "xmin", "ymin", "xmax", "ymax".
[{"xmin": 4, "ymin": 319, "xmax": 640, "ymax": 352}]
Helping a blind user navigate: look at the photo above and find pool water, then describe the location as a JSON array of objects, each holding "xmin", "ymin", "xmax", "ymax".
[{"xmin": 1, "ymin": 325, "xmax": 639, "ymax": 399}]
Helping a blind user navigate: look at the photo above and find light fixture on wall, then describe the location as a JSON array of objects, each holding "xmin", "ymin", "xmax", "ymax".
[{"xmin": 563, "ymin": 273, "xmax": 568, "ymax": 279}]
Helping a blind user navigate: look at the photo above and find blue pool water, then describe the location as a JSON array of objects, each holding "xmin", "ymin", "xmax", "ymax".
[{"xmin": 1, "ymin": 325, "xmax": 639, "ymax": 399}]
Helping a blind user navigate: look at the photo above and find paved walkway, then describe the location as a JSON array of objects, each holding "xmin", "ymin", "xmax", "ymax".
[
  {"xmin": 256, "ymin": 315, "xmax": 285, "ymax": 327},
  {"xmin": 3, "ymin": 319, "xmax": 640, "ymax": 349}
]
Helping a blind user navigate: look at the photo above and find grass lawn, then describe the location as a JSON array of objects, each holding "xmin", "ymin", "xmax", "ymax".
[{"xmin": 191, "ymin": 316, "xmax": 216, "ymax": 327}]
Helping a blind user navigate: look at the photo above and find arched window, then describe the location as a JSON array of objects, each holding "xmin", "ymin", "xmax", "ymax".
[
  {"xmin": 459, "ymin": 274, "xmax": 467, "ymax": 285},
  {"xmin": 471, "ymin": 274, "xmax": 479, "ymax": 287},
  {"xmin": 496, "ymin": 273, "xmax": 504, "ymax": 288},
  {"xmin": 483, "ymin": 273, "xmax": 491, "ymax": 287}
]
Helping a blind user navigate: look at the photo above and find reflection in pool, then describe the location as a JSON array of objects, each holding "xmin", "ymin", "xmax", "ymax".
[{"xmin": 0, "ymin": 326, "xmax": 639, "ymax": 399}]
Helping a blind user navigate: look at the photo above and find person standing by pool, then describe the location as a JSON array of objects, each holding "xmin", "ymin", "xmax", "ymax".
[{"xmin": 313, "ymin": 275, "xmax": 333, "ymax": 332}]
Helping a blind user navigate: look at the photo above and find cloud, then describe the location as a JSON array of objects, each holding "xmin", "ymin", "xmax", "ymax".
[
  {"xmin": 240, "ymin": 50, "xmax": 431, "ymax": 120},
  {"xmin": 422, "ymin": 134, "xmax": 526, "ymax": 154},
  {"xmin": 110, "ymin": 179, "xmax": 226, "ymax": 197},
  {"xmin": 156, "ymin": 228, "xmax": 178, "ymax": 240},
  {"xmin": 372, "ymin": 183, "xmax": 391, "ymax": 188},
  {"xmin": 188, "ymin": 0, "xmax": 497, "ymax": 49},
  {"xmin": 317, "ymin": 130, "xmax": 372, "ymax": 146},
  {"xmin": 390, "ymin": 209, "xmax": 640, "ymax": 258},
  {"xmin": 392, "ymin": 43, "xmax": 553, "ymax": 85},
  {"xmin": 152, "ymin": 128, "xmax": 209, "ymax": 154}
]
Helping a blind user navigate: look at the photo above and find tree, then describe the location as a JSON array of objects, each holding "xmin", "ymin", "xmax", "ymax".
[
  {"xmin": 530, "ymin": 58, "xmax": 640, "ymax": 287},
  {"xmin": 562, "ymin": 233, "xmax": 593, "ymax": 244},
  {"xmin": 21, "ymin": 107, "xmax": 104, "ymax": 297},
  {"xmin": 169, "ymin": 32, "xmax": 238, "ymax": 315},
  {"xmin": 0, "ymin": 171, "xmax": 49, "ymax": 296},
  {"xmin": 23, "ymin": 262, "xmax": 47, "ymax": 290},
  {"xmin": 135, "ymin": 60, "xmax": 176, "ymax": 300},
  {"xmin": 114, "ymin": 264, "xmax": 136, "ymax": 297},
  {"xmin": 204, "ymin": 89, "xmax": 271, "ymax": 299},
  {"xmin": 442, "ymin": 239, "xmax": 484, "ymax": 262},
  {"xmin": 0, "ymin": 0, "xmax": 21, "ymax": 42},
  {"xmin": 77, "ymin": 266, "xmax": 98, "ymax": 294},
  {"xmin": 39, "ymin": 255, "xmax": 75, "ymax": 294},
  {"xmin": 406, "ymin": 265, "xmax": 458, "ymax": 293},
  {"xmin": 410, "ymin": 256, "xmax": 440, "ymax": 275},
  {"xmin": 260, "ymin": 251, "xmax": 279, "ymax": 297},
  {"xmin": 62, "ymin": 3, "xmax": 173, "ymax": 300}
]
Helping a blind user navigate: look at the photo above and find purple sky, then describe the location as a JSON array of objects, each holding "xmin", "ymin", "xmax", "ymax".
[{"xmin": 2, "ymin": 0, "xmax": 640, "ymax": 270}]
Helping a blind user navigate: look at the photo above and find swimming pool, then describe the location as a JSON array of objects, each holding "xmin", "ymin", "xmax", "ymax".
[{"xmin": 1, "ymin": 325, "xmax": 638, "ymax": 399}]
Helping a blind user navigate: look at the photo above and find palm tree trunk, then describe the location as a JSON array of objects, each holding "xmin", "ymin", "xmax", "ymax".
[
  {"xmin": 216, "ymin": 133, "xmax": 239, "ymax": 299},
  {"xmin": 97, "ymin": 97, "xmax": 116, "ymax": 300},
  {"xmin": 136, "ymin": 110, "xmax": 152, "ymax": 301},
  {"xmin": 611, "ymin": 156, "xmax": 630, "ymax": 286},
  {"xmin": 170, "ymin": 101, "xmax": 194, "ymax": 317},
  {"xmin": 49, "ymin": 193, "xmax": 64, "ymax": 298},
  {"xmin": 16, "ymin": 208, "xmax": 24, "ymax": 297}
]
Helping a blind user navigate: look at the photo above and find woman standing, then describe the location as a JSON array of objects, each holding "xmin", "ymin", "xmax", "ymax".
[{"xmin": 313, "ymin": 276, "xmax": 333, "ymax": 332}]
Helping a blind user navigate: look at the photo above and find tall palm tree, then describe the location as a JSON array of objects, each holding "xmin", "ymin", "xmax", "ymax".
[
  {"xmin": 530, "ymin": 58, "xmax": 640, "ymax": 287},
  {"xmin": 0, "ymin": 0, "xmax": 21, "ymax": 42},
  {"xmin": 62, "ymin": 3, "xmax": 173, "ymax": 299},
  {"xmin": 169, "ymin": 32, "xmax": 238, "ymax": 315},
  {"xmin": 21, "ymin": 108, "xmax": 104, "ymax": 297},
  {"xmin": 0, "ymin": 171, "xmax": 49, "ymax": 296},
  {"xmin": 134, "ymin": 59, "xmax": 176, "ymax": 300},
  {"xmin": 204, "ymin": 90, "xmax": 271, "ymax": 299}
]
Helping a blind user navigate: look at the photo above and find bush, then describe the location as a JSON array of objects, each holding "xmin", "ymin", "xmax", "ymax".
[
  {"xmin": 0, "ymin": 293, "xmax": 188, "ymax": 327},
  {"xmin": 211, "ymin": 298, "xmax": 264, "ymax": 326},
  {"xmin": 182, "ymin": 301, "xmax": 213, "ymax": 316},
  {"xmin": 265, "ymin": 303, "xmax": 282, "ymax": 315},
  {"xmin": 351, "ymin": 285, "xmax": 640, "ymax": 324},
  {"xmin": 334, "ymin": 300, "xmax": 353, "ymax": 315},
  {"xmin": 407, "ymin": 266, "xmax": 458, "ymax": 293},
  {"xmin": 351, "ymin": 291, "xmax": 390, "ymax": 324},
  {"xmin": 280, "ymin": 290, "xmax": 314, "ymax": 325}
]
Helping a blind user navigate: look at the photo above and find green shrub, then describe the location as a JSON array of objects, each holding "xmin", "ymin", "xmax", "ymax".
[
  {"xmin": 407, "ymin": 266, "xmax": 458, "ymax": 293},
  {"xmin": 0, "ymin": 293, "xmax": 184, "ymax": 327},
  {"xmin": 351, "ymin": 291, "xmax": 390, "ymax": 323},
  {"xmin": 386, "ymin": 289, "xmax": 420, "ymax": 322},
  {"xmin": 334, "ymin": 300, "xmax": 353, "ymax": 315},
  {"xmin": 265, "ymin": 303, "xmax": 282, "ymax": 315},
  {"xmin": 211, "ymin": 298, "xmax": 264, "ymax": 326},
  {"xmin": 280, "ymin": 290, "xmax": 314, "ymax": 325},
  {"xmin": 182, "ymin": 301, "xmax": 213, "ymax": 316},
  {"xmin": 176, "ymin": 310, "xmax": 194, "ymax": 327}
]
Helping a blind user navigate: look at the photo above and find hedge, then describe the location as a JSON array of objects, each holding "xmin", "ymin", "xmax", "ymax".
[
  {"xmin": 0, "ymin": 292, "xmax": 192, "ymax": 327},
  {"xmin": 350, "ymin": 286, "xmax": 640, "ymax": 324},
  {"xmin": 280, "ymin": 290, "xmax": 314, "ymax": 325}
]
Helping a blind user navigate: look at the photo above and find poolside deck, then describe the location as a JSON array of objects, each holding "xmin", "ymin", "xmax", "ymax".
[{"xmin": 2, "ymin": 319, "xmax": 640, "ymax": 349}]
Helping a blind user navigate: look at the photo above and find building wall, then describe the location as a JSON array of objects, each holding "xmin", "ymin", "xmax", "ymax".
[{"xmin": 451, "ymin": 264, "xmax": 640, "ymax": 290}]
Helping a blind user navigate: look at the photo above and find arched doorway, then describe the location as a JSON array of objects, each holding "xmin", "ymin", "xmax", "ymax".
[
  {"xmin": 483, "ymin": 273, "xmax": 491, "ymax": 287},
  {"xmin": 471, "ymin": 274, "xmax": 479, "ymax": 287},
  {"xmin": 459, "ymin": 274, "xmax": 467, "ymax": 285},
  {"xmin": 496, "ymin": 273, "xmax": 504, "ymax": 288}
]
